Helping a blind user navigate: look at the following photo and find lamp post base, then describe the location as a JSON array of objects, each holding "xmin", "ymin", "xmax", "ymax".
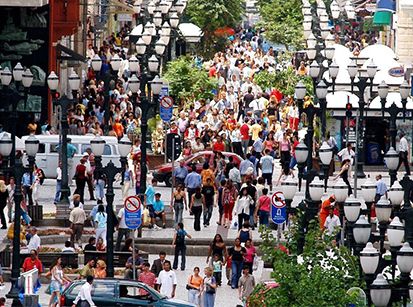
[{"xmin": 356, "ymin": 162, "xmax": 366, "ymax": 179}]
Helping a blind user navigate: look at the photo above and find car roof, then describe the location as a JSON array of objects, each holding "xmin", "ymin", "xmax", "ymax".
[{"xmin": 191, "ymin": 151, "xmax": 243, "ymax": 160}]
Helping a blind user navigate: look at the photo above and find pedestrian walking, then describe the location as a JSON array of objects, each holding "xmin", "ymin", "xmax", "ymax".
[
  {"xmin": 72, "ymin": 275, "xmax": 96, "ymax": 307},
  {"xmin": 190, "ymin": 188, "xmax": 205, "ymax": 231},
  {"xmin": 238, "ymin": 265, "xmax": 256, "ymax": 306},
  {"xmin": 187, "ymin": 267, "xmax": 203, "ymax": 306},
  {"xmin": 228, "ymin": 238, "xmax": 246, "ymax": 289},
  {"xmin": 202, "ymin": 178, "xmax": 215, "ymax": 227},
  {"xmin": 222, "ymin": 180, "xmax": 238, "ymax": 228},
  {"xmin": 144, "ymin": 178, "xmax": 157, "ymax": 229},
  {"xmin": 337, "ymin": 143, "xmax": 355, "ymax": 179},
  {"xmin": 48, "ymin": 257, "xmax": 72, "ymax": 307},
  {"xmin": 212, "ymin": 254, "xmax": 223, "ymax": 286},
  {"xmin": 397, "ymin": 132, "xmax": 411, "ymax": 175},
  {"xmin": 122, "ymin": 165, "xmax": 133, "ymax": 201},
  {"xmin": 237, "ymin": 222, "xmax": 252, "ymax": 244},
  {"xmin": 206, "ymin": 234, "xmax": 228, "ymax": 267},
  {"xmin": 172, "ymin": 184, "xmax": 187, "ymax": 225},
  {"xmin": 260, "ymin": 149, "xmax": 274, "ymax": 191},
  {"xmin": 151, "ymin": 251, "xmax": 167, "ymax": 277},
  {"xmin": 138, "ymin": 262, "xmax": 156, "ymax": 292},
  {"xmin": 233, "ymin": 188, "xmax": 254, "ymax": 231},
  {"xmin": 185, "ymin": 165, "xmax": 202, "ymax": 208},
  {"xmin": 334, "ymin": 159, "xmax": 352, "ymax": 196},
  {"xmin": 22, "ymin": 169, "xmax": 34, "ymax": 207},
  {"xmin": 172, "ymin": 222, "xmax": 192, "ymax": 271},
  {"xmin": 69, "ymin": 200, "xmax": 86, "ymax": 249},
  {"xmin": 94, "ymin": 204, "xmax": 107, "ymax": 245},
  {"xmin": 216, "ymin": 179, "xmax": 226, "ymax": 226},
  {"xmin": 6, "ymin": 177, "xmax": 15, "ymax": 223},
  {"xmin": 201, "ymin": 267, "xmax": 217, "ymax": 307},
  {"xmin": 375, "ymin": 174, "xmax": 388, "ymax": 202},
  {"xmin": 74, "ymin": 158, "xmax": 88, "ymax": 204},
  {"xmin": 54, "ymin": 163, "xmax": 62, "ymax": 204},
  {"xmin": 173, "ymin": 161, "xmax": 188, "ymax": 187},
  {"xmin": 254, "ymin": 188, "xmax": 270, "ymax": 227},
  {"xmin": 243, "ymin": 239, "xmax": 256, "ymax": 274}
]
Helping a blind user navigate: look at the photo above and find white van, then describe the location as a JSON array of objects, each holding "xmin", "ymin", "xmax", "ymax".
[{"xmin": 21, "ymin": 134, "xmax": 121, "ymax": 178}]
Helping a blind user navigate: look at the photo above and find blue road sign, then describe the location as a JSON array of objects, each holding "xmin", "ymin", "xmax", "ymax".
[
  {"xmin": 271, "ymin": 206, "xmax": 287, "ymax": 225},
  {"xmin": 124, "ymin": 196, "xmax": 142, "ymax": 229},
  {"xmin": 160, "ymin": 96, "xmax": 173, "ymax": 122}
]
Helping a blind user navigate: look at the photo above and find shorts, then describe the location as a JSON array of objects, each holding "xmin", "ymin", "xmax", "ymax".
[
  {"xmin": 262, "ymin": 173, "xmax": 273, "ymax": 185},
  {"xmin": 147, "ymin": 205, "xmax": 155, "ymax": 218},
  {"xmin": 153, "ymin": 211, "xmax": 164, "ymax": 219}
]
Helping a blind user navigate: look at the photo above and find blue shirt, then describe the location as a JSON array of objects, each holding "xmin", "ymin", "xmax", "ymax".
[
  {"xmin": 22, "ymin": 173, "xmax": 34, "ymax": 187},
  {"xmin": 184, "ymin": 172, "xmax": 202, "ymax": 189},
  {"xmin": 376, "ymin": 180, "xmax": 387, "ymax": 196},
  {"xmin": 94, "ymin": 212, "xmax": 107, "ymax": 228},
  {"xmin": 145, "ymin": 185, "xmax": 155, "ymax": 205},
  {"xmin": 173, "ymin": 166, "xmax": 188, "ymax": 179},
  {"xmin": 252, "ymin": 138, "xmax": 264, "ymax": 153},
  {"xmin": 239, "ymin": 160, "xmax": 254, "ymax": 175},
  {"xmin": 153, "ymin": 200, "xmax": 165, "ymax": 212},
  {"xmin": 67, "ymin": 143, "xmax": 77, "ymax": 158}
]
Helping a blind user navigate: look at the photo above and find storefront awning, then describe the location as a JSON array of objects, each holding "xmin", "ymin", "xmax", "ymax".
[
  {"xmin": 56, "ymin": 44, "xmax": 87, "ymax": 63},
  {"xmin": 373, "ymin": 11, "xmax": 392, "ymax": 26},
  {"xmin": 0, "ymin": 0, "xmax": 48, "ymax": 6},
  {"xmin": 109, "ymin": 0, "xmax": 135, "ymax": 14}
]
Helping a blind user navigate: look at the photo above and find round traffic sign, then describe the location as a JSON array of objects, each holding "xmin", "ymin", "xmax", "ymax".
[
  {"xmin": 272, "ymin": 191, "xmax": 286, "ymax": 209},
  {"xmin": 160, "ymin": 96, "xmax": 173, "ymax": 108},
  {"xmin": 124, "ymin": 196, "xmax": 142, "ymax": 213}
]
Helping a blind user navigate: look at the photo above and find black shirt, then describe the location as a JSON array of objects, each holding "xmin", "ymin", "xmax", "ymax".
[
  {"xmin": 84, "ymin": 244, "xmax": 96, "ymax": 251},
  {"xmin": 202, "ymin": 186, "xmax": 215, "ymax": 206},
  {"xmin": 228, "ymin": 246, "xmax": 246, "ymax": 262},
  {"xmin": 243, "ymin": 93, "xmax": 255, "ymax": 108}
]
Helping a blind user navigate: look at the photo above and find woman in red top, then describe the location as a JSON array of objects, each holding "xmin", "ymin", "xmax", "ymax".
[
  {"xmin": 254, "ymin": 188, "xmax": 271, "ymax": 226},
  {"xmin": 221, "ymin": 180, "xmax": 238, "ymax": 228},
  {"xmin": 183, "ymin": 141, "xmax": 192, "ymax": 158},
  {"xmin": 74, "ymin": 159, "xmax": 87, "ymax": 204}
]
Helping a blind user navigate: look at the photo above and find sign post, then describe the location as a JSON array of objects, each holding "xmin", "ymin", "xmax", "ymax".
[
  {"xmin": 124, "ymin": 196, "xmax": 142, "ymax": 280},
  {"xmin": 271, "ymin": 192, "xmax": 287, "ymax": 241},
  {"xmin": 160, "ymin": 96, "xmax": 174, "ymax": 122}
]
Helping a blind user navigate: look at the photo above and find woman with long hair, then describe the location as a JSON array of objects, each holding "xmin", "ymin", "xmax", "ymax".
[
  {"xmin": 190, "ymin": 188, "xmax": 205, "ymax": 231},
  {"xmin": 334, "ymin": 159, "xmax": 353, "ymax": 196},
  {"xmin": 187, "ymin": 267, "xmax": 203, "ymax": 307},
  {"xmin": 172, "ymin": 184, "xmax": 187, "ymax": 225},
  {"xmin": 94, "ymin": 260, "xmax": 107, "ymax": 278},
  {"xmin": 48, "ymin": 257, "xmax": 71, "ymax": 307},
  {"xmin": 206, "ymin": 234, "xmax": 227, "ymax": 266},
  {"xmin": 201, "ymin": 267, "xmax": 217, "ymax": 307}
]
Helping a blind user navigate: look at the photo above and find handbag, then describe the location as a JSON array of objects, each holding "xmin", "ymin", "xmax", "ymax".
[
  {"xmin": 186, "ymin": 275, "xmax": 194, "ymax": 290},
  {"xmin": 206, "ymin": 284, "xmax": 216, "ymax": 294}
]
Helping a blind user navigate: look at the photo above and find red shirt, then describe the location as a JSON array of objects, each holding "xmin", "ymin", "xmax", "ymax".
[
  {"xmin": 240, "ymin": 124, "xmax": 250, "ymax": 141},
  {"xmin": 258, "ymin": 195, "xmax": 271, "ymax": 212},
  {"xmin": 138, "ymin": 271, "xmax": 156, "ymax": 294},
  {"xmin": 22, "ymin": 257, "xmax": 43, "ymax": 273},
  {"xmin": 213, "ymin": 141, "xmax": 225, "ymax": 152}
]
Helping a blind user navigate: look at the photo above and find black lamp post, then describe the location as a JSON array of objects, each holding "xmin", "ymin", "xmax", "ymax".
[
  {"xmin": 91, "ymin": 135, "xmax": 131, "ymax": 277},
  {"xmin": 47, "ymin": 71, "xmax": 80, "ymax": 211}
]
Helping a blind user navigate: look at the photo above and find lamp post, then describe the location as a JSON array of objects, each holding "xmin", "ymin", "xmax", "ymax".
[
  {"xmin": 281, "ymin": 176, "xmax": 297, "ymax": 222},
  {"xmin": 347, "ymin": 59, "xmax": 377, "ymax": 179},
  {"xmin": 0, "ymin": 134, "xmax": 39, "ymax": 302},
  {"xmin": 47, "ymin": 71, "xmax": 80, "ymax": 210},
  {"xmin": 385, "ymin": 147, "xmax": 400, "ymax": 186},
  {"xmin": 319, "ymin": 141, "xmax": 333, "ymax": 190},
  {"xmin": 295, "ymin": 141, "xmax": 309, "ymax": 192},
  {"xmin": 91, "ymin": 135, "xmax": 131, "ymax": 277},
  {"xmin": 343, "ymin": 195, "xmax": 361, "ymax": 248}
]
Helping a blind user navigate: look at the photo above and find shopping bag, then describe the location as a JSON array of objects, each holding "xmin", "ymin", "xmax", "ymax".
[{"xmin": 143, "ymin": 208, "xmax": 151, "ymax": 226}]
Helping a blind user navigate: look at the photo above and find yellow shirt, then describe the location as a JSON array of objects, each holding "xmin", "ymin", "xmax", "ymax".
[{"xmin": 250, "ymin": 124, "xmax": 262, "ymax": 141}]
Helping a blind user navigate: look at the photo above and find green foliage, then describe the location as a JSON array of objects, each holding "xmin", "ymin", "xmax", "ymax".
[
  {"xmin": 253, "ymin": 67, "xmax": 314, "ymax": 97},
  {"xmin": 186, "ymin": 0, "xmax": 244, "ymax": 55},
  {"xmin": 256, "ymin": 0, "xmax": 304, "ymax": 50},
  {"xmin": 163, "ymin": 56, "xmax": 218, "ymax": 104},
  {"xmin": 251, "ymin": 217, "xmax": 363, "ymax": 307}
]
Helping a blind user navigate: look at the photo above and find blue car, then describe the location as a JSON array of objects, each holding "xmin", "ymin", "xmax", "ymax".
[{"xmin": 60, "ymin": 278, "xmax": 196, "ymax": 307}]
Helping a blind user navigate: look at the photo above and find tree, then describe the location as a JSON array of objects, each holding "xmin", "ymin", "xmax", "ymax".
[
  {"xmin": 249, "ymin": 219, "xmax": 363, "ymax": 307},
  {"xmin": 256, "ymin": 0, "xmax": 304, "ymax": 50},
  {"xmin": 163, "ymin": 56, "xmax": 217, "ymax": 105},
  {"xmin": 186, "ymin": 0, "xmax": 244, "ymax": 56}
]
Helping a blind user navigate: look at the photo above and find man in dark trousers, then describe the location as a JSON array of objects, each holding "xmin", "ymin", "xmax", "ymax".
[{"xmin": 151, "ymin": 251, "xmax": 167, "ymax": 277}]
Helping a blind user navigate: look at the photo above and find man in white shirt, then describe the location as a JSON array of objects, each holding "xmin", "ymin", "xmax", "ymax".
[
  {"xmin": 397, "ymin": 132, "xmax": 410, "ymax": 175},
  {"xmin": 157, "ymin": 261, "xmax": 177, "ymax": 298},
  {"xmin": 27, "ymin": 227, "xmax": 41, "ymax": 252},
  {"xmin": 116, "ymin": 207, "xmax": 131, "ymax": 251},
  {"xmin": 324, "ymin": 207, "xmax": 341, "ymax": 244},
  {"xmin": 54, "ymin": 164, "xmax": 62, "ymax": 204},
  {"xmin": 73, "ymin": 275, "xmax": 96, "ymax": 307}
]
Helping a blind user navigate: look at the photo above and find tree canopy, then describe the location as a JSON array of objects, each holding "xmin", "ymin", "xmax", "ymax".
[
  {"xmin": 163, "ymin": 56, "xmax": 217, "ymax": 105},
  {"xmin": 186, "ymin": 0, "xmax": 244, "ymax": 55},
  {"xmin": 256, "ymin": 0, "xmax": 304, "ymax": 50}
]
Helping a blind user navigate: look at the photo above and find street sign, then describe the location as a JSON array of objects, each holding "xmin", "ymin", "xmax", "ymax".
[
  {"xmin": 271, "ymin": 191, "xmax": 287, "ymax": 225},
  {"xmin": 166, "ymin": 133, "xmax": 181, "ymax": 160},
  {"xmin": 160, "ymin": 96, "xmax": 174, "ymax": 122},
  {"xmin": 124, "ymin": 196, "xmax": 142, "ymax": 229}
]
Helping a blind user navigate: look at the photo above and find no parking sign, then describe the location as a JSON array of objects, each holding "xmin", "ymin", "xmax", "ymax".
[
  {"xmin": 271, "ymin": 191, "xmax": 287, "ymax": 225},
  {"xmin": 124, "ymin": 196, "xmax": 142, "ymax": 229}
]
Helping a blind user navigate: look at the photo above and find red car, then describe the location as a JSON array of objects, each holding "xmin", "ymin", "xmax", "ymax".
[{"xmin": 152, "ymin": 151, "xmax": 243, "ymax": 186}]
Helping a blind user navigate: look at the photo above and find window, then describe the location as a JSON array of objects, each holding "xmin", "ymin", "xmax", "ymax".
[
  {"xmin": 81, "ymin": 144, "xmax": 111, "ymax": 155},
  {"xmin": 50, "ymin": 144, "xmax": 59, "ymax": 153},
  {"xmin": 119, "ymin": 284, "xmax": 155, "ymax": 300},
  {"xmin": 92, "ymin": 282, "xmax": 116, "ymax": 297},
  {"xmin": 68, "ymin": 283, "xmax": 82, "ymax": 295},
  {"xmin": 37, "ymin": 144, "xmax": 46, "ymax": 154}
]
